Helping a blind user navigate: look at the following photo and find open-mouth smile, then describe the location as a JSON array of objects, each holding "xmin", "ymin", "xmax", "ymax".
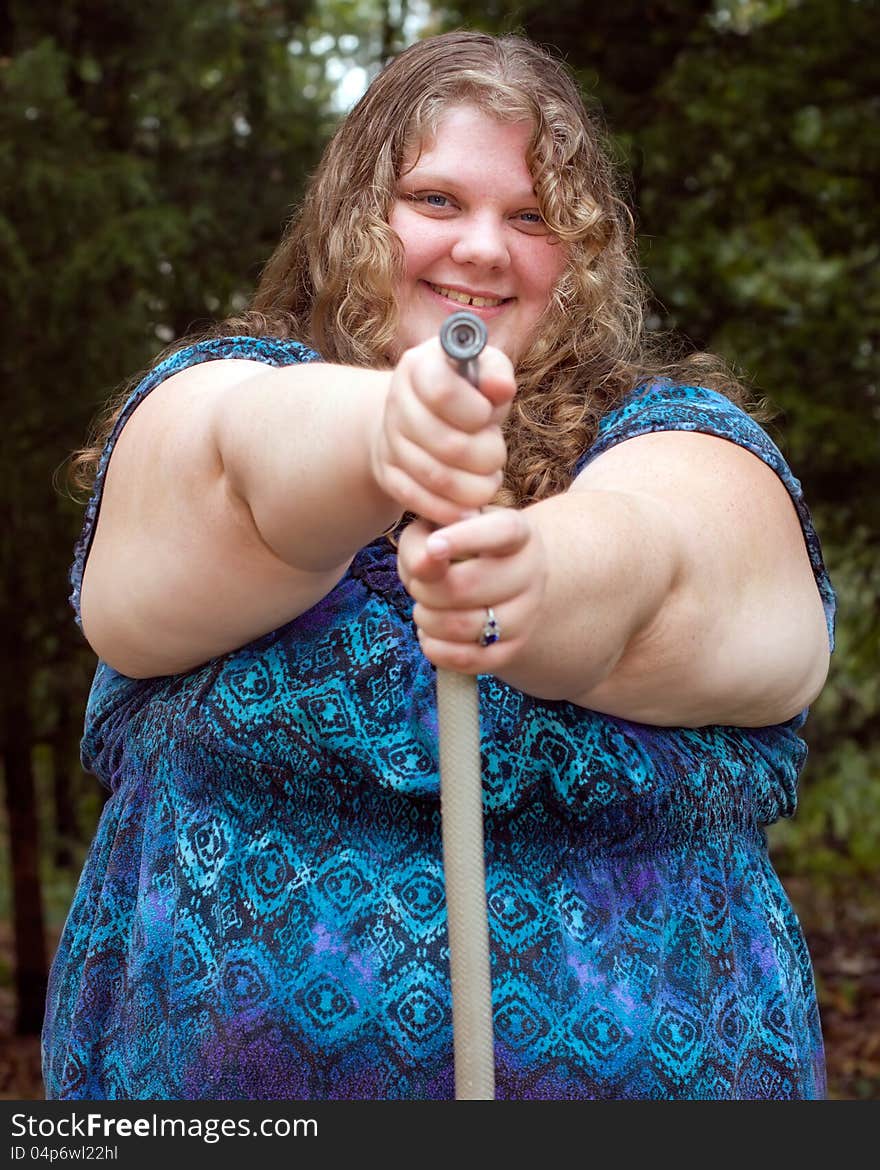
[{"xmin": 425, "ymin": 281, "xmax": 512, "ymax": 309}]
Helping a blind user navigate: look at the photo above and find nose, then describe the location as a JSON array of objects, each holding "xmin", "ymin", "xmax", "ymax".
[{"xmin": 450, "ymin": 213, "xmax": 510, "ymax": 270}]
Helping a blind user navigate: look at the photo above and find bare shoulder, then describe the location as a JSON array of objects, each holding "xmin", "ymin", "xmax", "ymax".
[
  {"xmin": 112, "ymin": 354, "xmax": 276, "ymax": 449},
  {"xmin": 81, "ymin": 357, "xmax": 346, "ymax": 678},
  {"xmin": 572, "ymin": 429, "xmax": 831, "ymax": 726},
  {"xmin": 575, "ymin": 425, "xmax": 785, "ymax": 501},
  {"xmin": 572, "ymin": 428, "xmax": 812, "ymax": 561}
]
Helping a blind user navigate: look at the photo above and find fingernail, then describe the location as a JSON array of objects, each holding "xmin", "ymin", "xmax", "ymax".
[{"xmin": 426, "ymin": 533, "xmax": 450, "ymax": 557}]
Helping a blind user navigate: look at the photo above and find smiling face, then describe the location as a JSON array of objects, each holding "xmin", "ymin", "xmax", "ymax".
[{"xmin": 387, "ymin": 104, "xmax": 568, "ymax": 364}]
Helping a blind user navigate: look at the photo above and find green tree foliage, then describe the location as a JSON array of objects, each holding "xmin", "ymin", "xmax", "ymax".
[
  {"xmin": 0, "ymin": 0, "xmax": 875, "ymax": 1045},
  {"xmin": 446, "ymin": 0, "xmax": 879, "ymax": 880},
  {"xmin": 617, "ymin": 0, "xmax": 879, "ymax": 878},
  {"xmin": 0, "ymin": 0, "xmax": 354, "ymax": 1034}
]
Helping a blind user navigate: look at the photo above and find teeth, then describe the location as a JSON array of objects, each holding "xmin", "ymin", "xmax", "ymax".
[{"xmin": 430, "ymin": 284, "xmax": 504, "ymax": 308}]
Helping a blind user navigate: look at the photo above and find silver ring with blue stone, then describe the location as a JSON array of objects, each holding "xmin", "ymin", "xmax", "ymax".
[{"xmin": 478, "ymin": 607, "xmax": 501, "ymax": 647}]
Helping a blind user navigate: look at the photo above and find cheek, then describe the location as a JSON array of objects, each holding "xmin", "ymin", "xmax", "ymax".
[
  {"xmin": 525, "ymin": 245, "xmax": 568, "ymax": 300},
  {"xmin": 388, "ymin": 209, "xmax": 440, "ymax": 279},
  {"xmin": 509, "ymin": 227, "xmax": 567, "ymax": 284},
  {"xmin": 387, "ymin": 208, "xmax": 411, "ymax": 274}
]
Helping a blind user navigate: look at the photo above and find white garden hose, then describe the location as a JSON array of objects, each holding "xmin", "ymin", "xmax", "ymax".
[{"xmin": 437, "ymin": 311, "xmax": 495, "ymax": 1100}]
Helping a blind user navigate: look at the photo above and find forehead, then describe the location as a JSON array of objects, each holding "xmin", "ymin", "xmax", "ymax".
[{"xmin": 402, "ymin": 104, "xmax": 535, "ymax": 180}]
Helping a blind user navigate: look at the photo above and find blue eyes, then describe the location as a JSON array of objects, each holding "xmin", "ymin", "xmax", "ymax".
[{"xmin": 407, "ymin": 192, "xmax": 546, "ymax": 230}]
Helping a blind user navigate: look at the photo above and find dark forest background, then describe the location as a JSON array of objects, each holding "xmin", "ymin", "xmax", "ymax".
[{"xmin": 1, "ymin": 0, "xmax": 877, "ymax": 1099}]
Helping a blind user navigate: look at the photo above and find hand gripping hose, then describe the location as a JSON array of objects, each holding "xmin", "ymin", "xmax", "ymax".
[{"xmin": 436, "ymin": 311, "xmax": 495, "ymax": 1100}]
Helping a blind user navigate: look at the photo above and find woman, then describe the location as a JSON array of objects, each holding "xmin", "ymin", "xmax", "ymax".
[{"xmin": 43, "ymin": 30, "xmax": 835, "ymax": 1100}]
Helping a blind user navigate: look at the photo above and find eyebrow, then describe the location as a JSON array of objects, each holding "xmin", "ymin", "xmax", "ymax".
[{"xmin": 397, "ymin": 169, "xmax": 538, "ymax": 203}]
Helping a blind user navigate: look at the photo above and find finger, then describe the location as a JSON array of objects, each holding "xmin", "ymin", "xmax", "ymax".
[
  {"xmin": 406, "ymin": 343, "xmax": 515, "ymax": 432},
  {"xmin": 379, "ymin": 463, "xmax": 486, "ymax": 528},
  {"xmin": 415, "ymin": 628, "xmax": 513, "ymax": 675},
  {"xmin": 404, "ymin": 553, "xmax": 530, "ymax": 610},
  {"xmin": 412, "ymin": 603, "xmax": 491, "ymax": 645},
  {"xmin": 392, "ymin": 390, "xmax": 508, "ymax": 476},
  {"xmin": 389, "ymin": 433, "xmax": 504, "ymax": 512},
  {"xmin": 425, "ymin": 508, "xmax": 530, "ymax": 562},
  {"xmin": 464, "ymin": 345, "xmax": 518, "ymax": 409},
  {"xmin": 412, "ymin": 598, "xmax": 522, "ymax": 647},
  {"xmin": 397, "ymin": 519, "xmax": 456, "ymax": 586}
]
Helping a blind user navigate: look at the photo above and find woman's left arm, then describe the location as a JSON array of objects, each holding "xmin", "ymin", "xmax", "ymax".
[{"xmin": 398, "ymin": 429, "xmax": 831, "ymax": 728}]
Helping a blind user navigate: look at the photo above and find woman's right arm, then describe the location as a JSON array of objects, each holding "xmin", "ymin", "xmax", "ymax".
[
  {"xmin": 81, "ymin": 357, "xmax": 402, "ymax": 679},
  {"xmin": 80, "ymin": 340, "xmax": 513, "ymax": 679}
]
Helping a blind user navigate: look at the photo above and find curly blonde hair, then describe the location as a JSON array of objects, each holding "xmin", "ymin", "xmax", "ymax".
[{"xmin": 70, "ymin": 30, "xmax": 754, "ymax": 504}]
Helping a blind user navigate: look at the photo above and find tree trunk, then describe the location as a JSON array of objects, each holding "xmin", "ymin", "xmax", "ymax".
[
  {"xmin": 50, "ymin": 691, "xmax": 79, "ymax": 870},
  {"xmin": 1, "ymin": 622, "xmax": 48, "ymax": 1036}
]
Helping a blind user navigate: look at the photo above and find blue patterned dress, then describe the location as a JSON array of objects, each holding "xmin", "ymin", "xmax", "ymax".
[{"xmin": 42, "ymin": 336, "xmax": 836, "ymax": 1100}]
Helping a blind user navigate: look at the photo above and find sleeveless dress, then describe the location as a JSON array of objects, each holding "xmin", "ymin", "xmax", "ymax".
[{"xmin": 42, "ymin": 336, "xmax": 837, "ymax": 1100}]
